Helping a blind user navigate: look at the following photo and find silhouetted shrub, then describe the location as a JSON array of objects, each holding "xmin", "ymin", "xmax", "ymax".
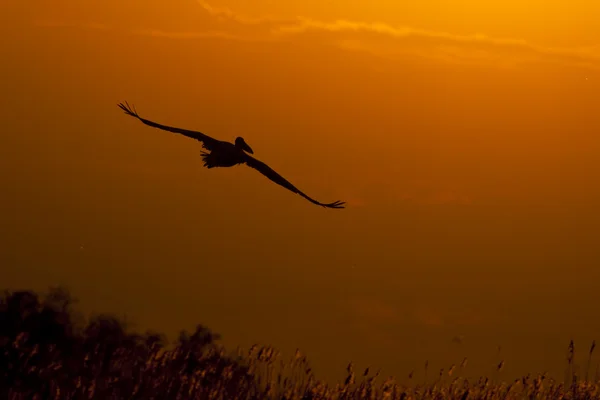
[{"xmin": 0, "ymin": 287, "xmax": 599, "ymax": 399}]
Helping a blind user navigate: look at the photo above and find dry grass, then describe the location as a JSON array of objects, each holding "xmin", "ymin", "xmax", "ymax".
[{"xmin": 1, "ymin": 287, "xmax": 599, "ymax": 400}]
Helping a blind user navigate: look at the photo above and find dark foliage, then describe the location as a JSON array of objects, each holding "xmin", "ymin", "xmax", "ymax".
[
  {"xmin": 0, "ymin": 287, "xmax": 259, "ymax": 399},
  {"xmin": 1, "ymin": 287, "xmax": 599, "ymax": 399}
]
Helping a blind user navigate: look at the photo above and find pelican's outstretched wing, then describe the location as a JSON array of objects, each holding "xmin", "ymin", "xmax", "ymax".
[
  {"xmin": 242, "ymin": 153, "xmax": 345, "ymax": 209},
  {"xmin": 117, "ymin": 101, "xmax": 221, "ymax": 151}
]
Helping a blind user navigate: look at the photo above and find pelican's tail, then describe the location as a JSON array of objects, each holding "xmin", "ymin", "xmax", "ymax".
[{"xmin": 200, "ymin": 151, "xmax": 216, "ymax": 169}]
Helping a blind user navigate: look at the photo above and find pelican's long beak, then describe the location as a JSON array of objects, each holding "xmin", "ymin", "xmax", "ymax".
[{"xmin": 242, "ymin": 141, "xmax": 254, "ymax": 154}]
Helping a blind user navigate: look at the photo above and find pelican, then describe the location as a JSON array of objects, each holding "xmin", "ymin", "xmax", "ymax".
[{"xmin": 117, "ymin": 102, "xmax": 345, "ymax": 209}]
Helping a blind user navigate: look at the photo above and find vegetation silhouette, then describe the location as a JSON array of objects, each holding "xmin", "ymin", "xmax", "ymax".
[
  {"xmin": 117, "ymin": 101, "xmax": 345, "ymax": 209},
  {"xmin": 1, "ymin": 287, "xmax": 599, "ymax": 399}
]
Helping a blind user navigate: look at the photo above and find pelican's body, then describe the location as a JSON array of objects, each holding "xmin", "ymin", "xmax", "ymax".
[
  {"xmin": 117, "ymin": 102, "xmax": 345, "ymax": 209},
  {"xmin": 200, "ymin": 137, "xmax": 253, "ymax": 169}
]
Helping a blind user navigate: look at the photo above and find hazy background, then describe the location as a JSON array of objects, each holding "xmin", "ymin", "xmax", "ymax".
[{"xmin": 2, "ymin": 0, "xmax": 600, "ymax": 383}]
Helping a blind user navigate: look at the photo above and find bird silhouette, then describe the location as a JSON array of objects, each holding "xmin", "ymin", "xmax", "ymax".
[{"xmin": 117, "ymin": 102, "xmax": 345, "ymax": 209}]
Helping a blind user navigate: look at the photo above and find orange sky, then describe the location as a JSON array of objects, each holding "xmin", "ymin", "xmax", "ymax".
[{"xmin": 2, "ymin": 0, "xmax": 600, "ymax": 383}]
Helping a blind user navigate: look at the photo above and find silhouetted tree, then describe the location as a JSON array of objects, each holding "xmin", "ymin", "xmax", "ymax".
[{"xmin": 0, "ymin": 287, "xmax": 263, "ymax": 399}]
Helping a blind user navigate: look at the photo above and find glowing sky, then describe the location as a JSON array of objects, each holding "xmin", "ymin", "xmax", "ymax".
[{"xmin": 2, "ymin": 0, "xmax": 600, "ymax": 383}]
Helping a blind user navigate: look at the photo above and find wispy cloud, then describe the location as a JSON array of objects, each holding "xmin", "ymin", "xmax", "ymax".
[
  {"xmin": 33, "ymin": 1, "xmax": 600, "ymax": 69},
  {"xmin": 195, "ymin": 0, "xmax": 281, "ymax": 25},
  {"xmin": 349, "ymin": 294, "xmax": 488, "ymax": 327},
  {"xmin": 130, "ymin": 29, "xmax": 271, "ymax": 42},
  {"xmin": 430, "ymin": 191, "xmax": 473, "ymax": 206},
  {"xmin": 193, "ymin": 1, "xmax": 600, "ymax": 70},
  {"xmin": 413, "ymin": 305, "xmax": 445, "ymax": 327},
  {"xmin": 351, "ymin": 296, "xmax": 399, "ymax": 324},
  {"xmin": 348, "ymin": 296, "xmax": 402, "ymax": 347},
  {"xmin": 390, "ymin": 179, "xmax": 475, "ymax": 206},
  {"xmin": 349, "ymin": 296, "xmax": 444, "ymax": 328}
]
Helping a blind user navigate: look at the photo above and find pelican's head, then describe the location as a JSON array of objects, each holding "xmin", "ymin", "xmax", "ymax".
[{"xmin": 235, "ymin": 136, "xmax": 254, "ymax": 154}]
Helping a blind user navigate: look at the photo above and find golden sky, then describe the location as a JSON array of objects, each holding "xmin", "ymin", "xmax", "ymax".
[{"xmin": 2, "ymin": 0, "xmax": 600, "ymax": 383}]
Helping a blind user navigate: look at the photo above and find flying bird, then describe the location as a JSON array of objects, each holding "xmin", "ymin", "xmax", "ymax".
[{"xmin": 117, "ymin": 102, "xmax": 345, "ymax": 209}]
